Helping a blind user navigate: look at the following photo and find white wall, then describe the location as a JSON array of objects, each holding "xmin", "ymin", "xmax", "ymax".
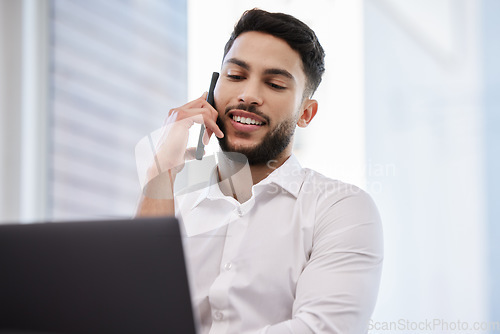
[{"xmin": 365, "ymin": 0, "xmax": 489, "ymax": 330}]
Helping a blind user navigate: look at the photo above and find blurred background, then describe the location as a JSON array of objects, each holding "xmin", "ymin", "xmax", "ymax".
[{"xmin": 0, "ymin": 0, "xmax": 498, "ymax": 332}]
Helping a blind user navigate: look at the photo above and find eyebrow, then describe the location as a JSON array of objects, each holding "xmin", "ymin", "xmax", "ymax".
[{"xmin": 225, "ymin": 57, "xmax": 295, "ymax": 81}]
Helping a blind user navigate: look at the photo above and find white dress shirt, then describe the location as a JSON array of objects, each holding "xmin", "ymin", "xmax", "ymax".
[{"xmin": 175, "ymin": 155, "xmax": 383, "ymax": 334}]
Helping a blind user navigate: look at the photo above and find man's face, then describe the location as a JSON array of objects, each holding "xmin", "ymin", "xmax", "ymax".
[{"xmin": 214, "ymin": 31, "xmax": 310, "ymax": 165}]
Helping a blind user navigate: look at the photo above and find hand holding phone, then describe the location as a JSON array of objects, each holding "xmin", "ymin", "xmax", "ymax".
[{"xmin": 196, "ymin": 72, "xmax": 219, "ymax": 160}]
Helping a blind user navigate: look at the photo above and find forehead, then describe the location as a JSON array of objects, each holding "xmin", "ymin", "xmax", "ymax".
[{"xmin": 223, "ymin": 31, "xmax": 305, "ymax": 79}]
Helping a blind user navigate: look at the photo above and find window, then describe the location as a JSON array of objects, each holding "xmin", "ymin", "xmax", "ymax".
[{"xmin": 49, "ymin": 0, "xmax": 187, "ymax": 219}]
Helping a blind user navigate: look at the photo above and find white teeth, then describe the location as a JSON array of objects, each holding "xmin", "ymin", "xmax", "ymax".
[{"xmin": 232, "ymin": 115, "xmax": 262, "ymax": 125}]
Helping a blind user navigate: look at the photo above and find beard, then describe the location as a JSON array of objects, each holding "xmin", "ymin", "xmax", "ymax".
[{"xmin": 216, "ymin": 104, "xmax": 297, "ymax": 166}]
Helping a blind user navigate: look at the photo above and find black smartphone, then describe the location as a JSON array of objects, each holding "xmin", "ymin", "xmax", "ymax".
[{"xmin": 195, "ymin": 72, "xmax": 219, "ymax": 160}]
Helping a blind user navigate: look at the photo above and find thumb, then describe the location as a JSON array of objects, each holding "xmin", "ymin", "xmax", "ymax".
[{"xmin": 185, "ymin": 147, "xmax": 198, "ymax": 161}]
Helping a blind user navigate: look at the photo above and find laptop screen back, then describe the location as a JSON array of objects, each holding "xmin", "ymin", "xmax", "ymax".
[{"xmin": 0, "ymin": 217, "xmax": 196, "ymax": 334}]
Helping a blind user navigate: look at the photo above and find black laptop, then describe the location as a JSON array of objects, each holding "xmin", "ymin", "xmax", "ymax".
[{"xmin": 0, "ymin": 217, "xmax": 197, "ymax": 334}]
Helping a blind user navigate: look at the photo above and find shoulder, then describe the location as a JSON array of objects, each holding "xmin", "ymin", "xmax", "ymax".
[
  {"xmin": 299, "ymin": 168, "xmax": 382, "ymax": 239},
  {"xmin": 300, "ymin": 168, "xmax": 376, "ymax": 208}
]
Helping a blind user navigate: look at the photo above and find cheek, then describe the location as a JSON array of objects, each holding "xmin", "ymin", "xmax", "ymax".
[
  {"xmin": 273, "ymin": 97, "xmax": 299, "ymax": 119},
  {"xmin": 214, "ymin": 82, "xmax": 233, "ymax": 108},
  {"xmin": 213, "ymin": 86, "xmax": 225, "ymax": 113}
]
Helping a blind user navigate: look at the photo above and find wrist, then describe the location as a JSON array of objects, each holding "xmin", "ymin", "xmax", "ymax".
[{"xmin": 143, "ymin": 169, "xmax": 176, "ymax": 199}]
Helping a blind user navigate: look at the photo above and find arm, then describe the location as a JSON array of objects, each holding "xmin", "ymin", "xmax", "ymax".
[
  {"xmin": 135, "ymin": 180, "xmax": 176, "ymax": 217},
  {"xmin": 135, "ymin": 93, "xmax": 223, "ymax": 217},
  {"xmin": 262, "ymin": 190, "xmax": 384, "ymax": 334}
]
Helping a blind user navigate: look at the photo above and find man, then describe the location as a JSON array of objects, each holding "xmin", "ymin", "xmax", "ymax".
[{"xmin": 137, "ymin": 9, "xmax": 383, "ymax": 334}]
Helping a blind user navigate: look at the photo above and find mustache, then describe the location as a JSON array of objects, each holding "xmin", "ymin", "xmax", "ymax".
[{"xmin": 224, "ymin": 104, "xmax": 270, "ymax": 124}]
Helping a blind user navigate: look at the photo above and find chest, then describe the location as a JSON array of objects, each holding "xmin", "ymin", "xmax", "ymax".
[{"xmin": 183, "ymin": 192, "xmax": 316, "ymax": 296}]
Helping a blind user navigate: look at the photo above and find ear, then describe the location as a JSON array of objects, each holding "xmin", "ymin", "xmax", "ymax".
[{"xmin": 297, "ymin": 99, "xmax": 318, "ymax": 128}]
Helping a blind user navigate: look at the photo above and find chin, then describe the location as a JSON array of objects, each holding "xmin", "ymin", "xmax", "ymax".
[
  {"xmin": 223, "ymin": 143, "xmax": 259, "ymax": 156},
  {"xmin": 223, "ymin": 133, "xmax": 261, "ymax": 149}
]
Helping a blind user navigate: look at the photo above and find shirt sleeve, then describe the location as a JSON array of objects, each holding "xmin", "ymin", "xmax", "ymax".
[{"xmin": 260, "ymin": 187, "xmax": 384, "ymax": 334}]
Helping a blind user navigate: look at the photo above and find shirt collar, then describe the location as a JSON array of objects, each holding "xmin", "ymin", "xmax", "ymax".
[
  {"xmin": 188, "ymin": 166, "xmax": 222, "ymax": 209},
  {"xmin": 189, "ymin": 154, "xmax": 305, "ymax": 209},
  {"xmin": 253, "ymin": 154, "xmax": 305, "ymax": 198}
]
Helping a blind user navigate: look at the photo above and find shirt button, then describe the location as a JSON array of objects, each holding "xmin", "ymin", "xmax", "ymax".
[
  {"xmin": 213, "ymin": 310, "xmax": 224, "ymax": 321},
  {"xmin": 237, "ymin": 208, "xmax": 243, "ymax": 216},
  {"xmin": 224, "ymin": 262, "xmax": 232, "ymax": 271}
]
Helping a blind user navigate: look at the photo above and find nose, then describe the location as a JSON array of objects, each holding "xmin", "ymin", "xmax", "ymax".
[{"xmin": 238, "ymin": 79, "xmax": 263, "ymax": 105}]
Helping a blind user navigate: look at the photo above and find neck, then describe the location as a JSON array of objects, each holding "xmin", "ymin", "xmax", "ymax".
[
  {"xmin": 217, "ymin": 151, "xmax": 291, "ymax": 203},
  {"xmin": 248, "ymin": 152, "xmax": 290, "ymax": 184}
]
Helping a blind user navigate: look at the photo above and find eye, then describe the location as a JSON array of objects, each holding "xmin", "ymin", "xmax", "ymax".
[
  {"xmin": 227, "ymin": 74, "xmax": 245, "ymax": 80},
  {"xmin": 268, "ymin": 82, "xmax": 286, "ymax": 90}
]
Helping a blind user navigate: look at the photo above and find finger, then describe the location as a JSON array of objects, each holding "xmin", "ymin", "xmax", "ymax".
[
  {"xmin": 206, "ymin": 128, "xmax": 213, "ymax": 139},
  {"xmin": 185, "ymin": 147, "xmax": 198, "ymax": 161},
  {"xmin": 169, "ymin": 94, "xmax": 209, "ymax": 116},
  {"xmin": 169, "ymin": 106, "xmax": 214, "ymax": 123},
  {"xmin": 203, "ymin": 128, "xmax": 210, "ymax": 146},
  {"xmin": 173, "ymin": 111, "xmax": 223, "ymax": 138},
  {"xmin": 203, "ymin": 118, "xmax": 224, "ymax": 138},
  {"xmin": 168, "ymin": 95, "xmax": 218, "ymax": 121},
  {"xmin": 165, "ymin": 109, "xmax": 179, "ymax": 125}
]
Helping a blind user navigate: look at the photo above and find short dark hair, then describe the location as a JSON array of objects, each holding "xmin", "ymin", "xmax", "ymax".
[{"xmin": 223, "ymin": 8, "xmax": 325, "ymax": 98}]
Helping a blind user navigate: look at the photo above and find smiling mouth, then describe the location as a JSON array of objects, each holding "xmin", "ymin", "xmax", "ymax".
[
  {"xmin": 231, "ymin": 115, "xmax": 264, "ymax": 126},
  {"xmin": 227, "ymin": 107, "xmax": 268, "ymax": 129}
]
